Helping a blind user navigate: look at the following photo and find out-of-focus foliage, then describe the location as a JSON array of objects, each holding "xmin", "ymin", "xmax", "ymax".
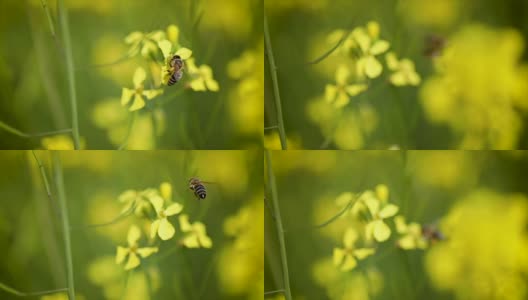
[
  {"xmin": 0, "ymin": 150, "xmax": 262, "ymax": 300},
  {"xmin": 264, "ymin": 0, "xmax": 528, "ymax": 149},
  {"xmin": 0, "ymin": 0, "xmax": 262, "ymax": 149},
  {"xmin": 265, "ymin": 150, "xmax": 528, "ymax": 300}
]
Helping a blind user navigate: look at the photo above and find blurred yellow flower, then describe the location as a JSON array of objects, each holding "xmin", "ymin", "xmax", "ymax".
[
  {"xmin": 149, "ymin": 194, "xmax": 183, "ymax": 241},
  {"xmin": 426, "ymin": 190, "xmax": 528, "ymax": 300},
  {"xmin": 124, "ymin": 30, "xmax": 165, "ymax": 58},
  {"xmin": 178, "ymin": 214, "xmax": 212, "ymax": 248},
  {"xmin": 41, "ymin": 134, "xmax": 85, "ymax": 150},
  {"xmin": 160, "ymin": 182, "xmax": 172, "ymax": 201},
  {"xmin": 420, "ymin": 24, "xmax": 528, "ymax": 149},
  {"xmin": 333, "ymin": 228, "xmax": 375, "ymax": 271},
  {"xmin": 116, "ymin": 225, "xmax": 158, "ymax": 270},
  {"xmin": 385, "ymin": 52, "xmax": 421, "ymax": 86},
  {"xmin": 41, "ymin": 293, "xmax": 85, "ymax": 300},
  {"xmin": 394, "ymin": 215, "xmax": 427, "ymax": 250},
  {"xmin": 399, "ymin": 0, "xmax": 460, "ymax": 29},
  {"xmin": 325, "ymin": 65, "xmax": 368, "ymax": 108},
  {"xmin": 118, "ymin": 188, "xmax": 154, "ymax": 217},
  {"xmin": 185, "ymin": 58, "xmax": 220, "ymax": 92},
  {"xmin": 121, "ymin": 67, "xmax": 163, "ymax": 111},
  {"xmin": 352, "ymin": 21, "xmax": 390, "ymax": 79}
]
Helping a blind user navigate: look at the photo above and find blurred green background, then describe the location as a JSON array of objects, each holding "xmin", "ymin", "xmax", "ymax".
[
  {"xmin": 264, "ymin": 0, "xmax": 528, "ymax": 149},
  {"xmin": 0, "ymin": 150, "xmax": 263, "ymax": 300},
  {"xmin": 0, "ymin": 0, "xmax": 262, "ymax": 149},
  {"xmin": 265, "ymin": 150, "xmax": 528, "ymax": 300}
]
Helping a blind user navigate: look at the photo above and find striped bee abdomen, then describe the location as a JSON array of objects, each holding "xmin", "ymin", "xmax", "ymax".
[
  {"xmin": 193, "ymin": 184, "xmax": 207, "ymax": 199},
  {"xmin": 168, "ymin": 72, "xmax": 183, "ymax": 86}
]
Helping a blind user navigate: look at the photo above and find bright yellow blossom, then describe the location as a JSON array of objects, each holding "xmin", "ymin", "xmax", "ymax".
[
  {"xmin": 352, "ymin": 21, "xmax": 390, "ymax": 78},
  {"xmin": 395, "ymin": 215, "xmax": 427, "ymax": 249},
  {"xmin": 178, "ymin": 215, "xmax": 213, "ymax": 248},
  {"xmin": 325, "ymin": 65, "xmax": 368, "ymax": 108},
  {"xmin": 116, "ymin": 225, "xmax": 158, "ymax": 270},
  {"xmin": 149, "ymin": 194, "xmax": 183, "ymax": 241},
  {"xmin": 185, "ymin": 58, "xmax": 220, "ymax": 92},
  {"xmin": 121, "ymin": 67, "xmax": 163, "ymax": 111},
  {"xmin": 385, "ymin": 52, "xmax": 421, "ymax": 86},
  {"xmin": 333, "ymin": 228, "xmax": 375, "ymax": 271}
]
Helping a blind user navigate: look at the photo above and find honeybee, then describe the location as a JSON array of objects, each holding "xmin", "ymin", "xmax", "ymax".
[
  {"xmin": 189, "ymin": 177, "xmax": 207, "ymax": 200},
  {"xmin": 423, "ymin": 34, "xmax": 446, "ymax": 58},
  {"xmin": 422, "ymin": 224, "xmax": 445, "ymax": 244},
  {"xmin": 167, "ymin": 54, "xmax": 184, "ymax": 86}
]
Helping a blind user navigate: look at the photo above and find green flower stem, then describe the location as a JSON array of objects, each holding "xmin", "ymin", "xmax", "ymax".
[
  {"xmin": 265, "ymin": 150, "xmax": 292, "ymax": 300},
  {"xmin": 0, "ymin": 121, "xmax": 72, "ymax": 138},
  {"xmin": 0, "ymin": 282, "xmax": 68, "ymax": 297},
  {"xmin": 57, "ymin": 0, "xmax": 80, "ymax": 149},
  {"xmin": 52, "ymin": 152, "xmax": 76, "ymax": 300},
  {"xmin": 264, "ymin": 14, "xmax": 288, "ymax": 150}
]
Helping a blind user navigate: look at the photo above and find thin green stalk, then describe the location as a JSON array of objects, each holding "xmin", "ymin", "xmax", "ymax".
[
  {"xmin": 57, "ymin": 0, "xmax": 80, "ymax": 149},
  {"xmin": 0, "ymin": 121, "xmax": 72, "ymax": 138},
  {"xmin": 0, "ymin": 282, "xmax": 68, "ymax": 297},
  {"xmin": 39, "ymin": 0, "xmax": 56, "ymax": 36},
  {"xmin": 52, "ymin": 152, "xmax": 76, "ymax": 300},
  {"xmin": 264, "ymin": 289, "xmax": 285, "ymax": 296},
  {"xmin": 264, "ymin": 15, "xmax": 287, "ymax": 150},
  {"xmin": 265, "ymin": 150, "xmax": 292, "ymax": 300}
]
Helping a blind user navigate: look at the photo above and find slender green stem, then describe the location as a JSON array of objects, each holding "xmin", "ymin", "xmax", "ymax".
[
  {"xmin": 0, "ymin": 282, "xmax": 68, "ymax": 297},
  {"xmin": 0, "ymin": 121, "xmax": 72, "ymax": 138},
  {"xmin": 265, "ymin": 150, "xmax": 292, "ymax": 300},
  {"xmin": 264, "ymin": 289, "xmax": 285, "ymax": 296},
  {"xmin": 52, "ymin": 152, "xmax": 76, "ymax": 300},
  {"xmin": 57, "ymin": 0, "xmax": 80, "ymax": 149},
  {"xmin": 119, "ymin": 271, "xmax": 130, "ymax": 300},
  {"xmin": 264, "ymin": 15, "xmax": 287, "ymax": 150},
  {"xmin": 307, "ymin": 30, "xmax": 351, "ymax": 64},
  {"xmin": 39, "ymin": 0, "xmax": 56, "ymax": 36}
]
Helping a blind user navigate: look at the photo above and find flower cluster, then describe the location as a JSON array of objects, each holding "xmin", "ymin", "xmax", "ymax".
[
  {"xmin": 119, "ymin": 24, "xmax": 219, "ymax": 112},
  {"xmin": 114, "ymin": 182, "xmax": 212, "ymax": 271},
  {"xmin": 331, "ymin": 184, "xmax": 436, "ymax": 272}
]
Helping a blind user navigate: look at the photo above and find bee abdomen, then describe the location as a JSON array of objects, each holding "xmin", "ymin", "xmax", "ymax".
[
  {"xmin": 193, "ymin": 185, "xmax": 207, "ymax": 199},
  {"xmin": 168, "ymin": 72, "xmax": 182, "ymax": 86}
]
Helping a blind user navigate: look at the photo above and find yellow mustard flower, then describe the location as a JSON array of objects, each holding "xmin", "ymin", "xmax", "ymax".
[
  {"xmin": 184, "ymin": 58, "xmax": 220, "ymax": 92},
  {"xmin": 178, "ymin": 214, "xmax": 213, "ymax": 248},
  {"xmin": 325, "ymin": 65, "xmax": 368, "ymax": 108},
  {"xmin": 157, "ymin": 39, "xmax": 193, "ymax": 86},
  {"xmin": 121, "ymin": 67, "xmax": 163, "ymax": 111},
  {"xmin": 149, "ymin": 194, "xmax": 183, "ymax": 241},
  {"xmin": 353, "ymin": 21, "xmax": 390, "ymax": 79},
  {"xmin": 333, "ymin": 228, "xmax": 375, "ymax": 271},
  {"xmin": 124, "ymin": 29, "xmax": 166, "ymax": 58},
  {"xmin": 118, "ymin": 188, "xmax": 155, "ymax": 217},
  {"xmin": 352, "ymin": 185, "xmax": 398, "ymax": 242},
  {"xmin": 159, "ymin": 182, "xmax": 172, "ymax": 201},
  {"xmin": 385, "ymin": 52, "xmax": 421, "ymax": 86},
  {"xmin": 116, "ymin": 225, "xmax": 158, "ymax": 270},
  {"xmin": 395, "ymin": 215, "xmax": 427, "ymax": 249}
]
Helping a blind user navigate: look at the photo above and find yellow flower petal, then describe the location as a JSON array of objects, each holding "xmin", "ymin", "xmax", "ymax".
[
  {"xmin": 121, "ymin": 88, "xmax": 134, "ymax": 106},
  {"xmin": 398, "ymin": 235, "xmax": 416, "ymax": 249},
  {"xmin": 200, "ymin": 235, "xmax": 213, "ymax": 248},
  {"xmin": 341, "ymin": 254, "xmax": 357, "ymax": 271},
  {"xmin": 345, "ymin": 84, "xmax": 368, "ymax": 96},
  {"xmin": 143, "ymin": 89, "xmax": 163, "ymax": 100},
  {"xmin": 353, "ymin": 28, "xmax": 371, "ymax": 53},
  {"xmin": 158, "ymin": 218, "xmax": 175, "ymax": 240},
  {"xmin": 158, "ymin": 40, "xmax": 172, "ymax": 59},
  {"xmin": 148, "ymin": 30, "xmax": 165, "ymax": 41},
  {"xmin": 206, "ymin": 78, "xmax": 220, "ymax": 91},
  {"xmin": 325, "ymin": 84, "xmax": 337, "ymax": 103},
  {"xmin": 367, "ymin": 21, "xmax": 380, "ymax": 39},
  {"xmin": 335, "ymin": 192, "xmax": 353, "ymax": 206},
  {"xmin": 190, "ymin": 78, "xmax": 207, "ymax": 91},
  {"xmin": 373, "ymin": 220, "xmax": 391, "ymax": 241},
  {"xmin": 160, "ymin": 182, "xmax": 172, "ymax": 200},
  {"xmin": 127, "ymin": 225, "xmax": 141, "ymax": 246},
  {"xmin": 167, "ymin": 25, "xmax": 179, "ymax": 44},
  {"xmin": 386, "ymin": 52, "xmax": 399, "ymax": 70},
  {"xmin": 370, "ymin": 40, "xmax": 390, "ymax": 55},
  {"xmin": 150, "ymin": 219, "xmax": 160, "ymax": 239},
  {"xmin": 335, "ymin": 65, "xmax": 350, "ymax": 85},
  {"xmin": 354, "ymin": 248, "xmax": 375, "ymax": 260},
  {"xmin": 116, "ymin": 246, "xmax": 129, "ymax": 264},
  {"xmin": 136, "ymin": 247, "xmax": 158, "ymax": 258},
  {"xmin": 124, "ymin": 252, "xmax": 140, "ymax": 270},
  {"xmin": 379, "ymin": 204, "xmax": 399, "ymax": 218},
  {"xmin": 408, "ymin": 72, "xmax": 421, "ymax": 86},
  {"xmin": 343, "ymin": 228, "xmax": 358, "ymax": 248},
  {"xmin": 390, "ymin": 72, "xmax": 407, "ymax": 86},
  {"xmin": 164, "ymin": 203, "xmax": 183, "ymax": 216},
  {"xmin": 364, "ymin": 56, "xmax": 383, "ymax": 78},
  {"xmin": 334, "ymin": 91, "xmax": 349, "ymax": 108},
  {"xmin": 179, "ymin": 215, "xmax": 192, "ymax": 232},
  {"xmin": 376, "ymin": 184, "xmax": 389, "ymax": 202},
  {"xmin": 175, "ymin": 47, "xmax": 193, "ymax": 60},
  {"xmin": 133, "ymin": 67, "xmax": 146, "ymax": 87},
  {"xmin": 125, "ymin": 31, "xmax": 143, "ymax": 44},
  {"xmin": 182, "ymin": 235, "xmax": 200, "ymax": 248},
  {"xmin": 129, "ymin": 93, "xmax": 145, "ymax": 111},
  {"xmin": 333, "ymin": 248, "xmax": 345, "ymax": 266},
  {"xmin": 364, "ymin": 196, "xmax": 380, "ymax": 215},
  {"xmin": 149, "ymin": 194, "xmax": 164, "ymax": 214},
  {"xmin": 395, "ymin": 215, "xmax": 407, "ymax": 233}
]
